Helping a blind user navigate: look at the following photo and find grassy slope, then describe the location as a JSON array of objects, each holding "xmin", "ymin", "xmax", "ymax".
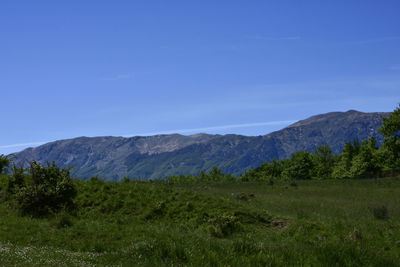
[{"xmin": 1, "ymin": 174, "xmax": 400, "ymax": 266}]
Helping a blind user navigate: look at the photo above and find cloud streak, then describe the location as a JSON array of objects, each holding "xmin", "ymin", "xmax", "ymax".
[
  {"xmin": 0, "ymin": 141, "xmax": 47, "ymax": 149},
  {"xmin": 123, "ymin": 120, "xmax": 296, "ymax": 137},
  {"xmin": 0, "ymin": 120, "xmax": 296, "ymax": 153}
]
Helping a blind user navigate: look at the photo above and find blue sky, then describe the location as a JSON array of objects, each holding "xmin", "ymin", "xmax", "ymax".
[{"xmin": 1, "ymin": 1, "xmax": 400, "ymax": 155}]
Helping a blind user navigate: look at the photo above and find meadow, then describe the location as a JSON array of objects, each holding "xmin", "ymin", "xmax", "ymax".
[{"xmin": 1, "ymin": 173, "xmax": 400, "ymax": 266}]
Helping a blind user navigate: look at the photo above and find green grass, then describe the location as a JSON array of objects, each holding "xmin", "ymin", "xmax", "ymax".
[{"xmin": 1, "ymin": 174, "xmax": 400, "ymax": 266}]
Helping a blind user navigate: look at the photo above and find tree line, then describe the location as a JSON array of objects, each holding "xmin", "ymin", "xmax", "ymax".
[{"xmin": 168, "ymin": 104, "xmax": 400, "ymax": 184}]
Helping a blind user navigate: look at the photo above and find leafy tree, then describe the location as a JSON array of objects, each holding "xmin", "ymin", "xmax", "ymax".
[
  {"xmin": 6, "ymin": 164, "xmax": 26, "ymax": 196},
  {"xmin": 380, "ymin": 104, "xmax": 400, "ymax": 137},
  {"xmin": 208, "ymin": 166, "xmax": 234, "ymax": 182},
  {"xmin": 282, "ymin": 151, "xmax": 314, "ymax": 180},
  {"xmin": 312, "ymin": 145, "xmax": 335, "ymax": 179},
  {"xmin": 209, "ymin": 166, "xmax": 224, "ymax": 181},
  {"xmin": 379, "ymin": 104, "xmax": 400, "ymax": 169},
  {"xmin": 349, "ymin": 137, "xmax": 381, "ymax": 178},
  {"xmin": 241, "ymin": 159, "xmax": 282, "ymax": 182},
  {"xmin": 0, "ymin": 154, "xmax": 11, "ymax": 174},
  {"xmin": 199, "ymin": 170, "xmax": 207, "ymax": 181},
  {"xmin": 261, "ymin": 159, "xmax": 283, "ymax": 178},
  {"xmin": 12, "ymin": 161, "xmax": 77, "ymax": 216},
  {"xmin": 332, "ymin": 139, "xmax": 361, "ymax": 179}
]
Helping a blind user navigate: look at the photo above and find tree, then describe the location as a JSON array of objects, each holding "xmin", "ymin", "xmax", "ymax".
[
  {"xmin": 0, "ymin": 154, "xmax": 11, "ymax": 174},
  {"xmin": 12, "ymin": 161, "xmax": 77, "ymax": 216},
  {"xmin": 380, "ymin": 104, "xmax": 400, "ymax": 138},
  {"xmin": 209, "ymin": 166, "xmax": 224, "ymax": 181},
  {"xmin": 241, "ymin": 159, "xmax": 283, "ymax": 182},
  {"xmin": 312, "ymin": 145, "xmax": 334, "ymax": 179},
  {"xmin": 261, "ymin": 159, "xmax": 283, "ymax": 179},
  {"xmin": 349, "ymin": 137, "xmax": 381, "ymax": 178},
  {"xmin": 208, "ymin": 166, "xmax": 234, "ymax": 182},
  {"xmin": 282, "ymin": 151, "xmax": 314, "ymax": 180},
  {"xmin": 379, "ymin": 104, "xmax": 400, "ymax": 169},
  {"xmin": 332, "ymin": 139, "xmax": 361, "ymax": 179}
]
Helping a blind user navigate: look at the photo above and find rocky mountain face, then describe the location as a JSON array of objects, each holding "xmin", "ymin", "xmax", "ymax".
[{"xmin": 12, "ymin": 110, "xmax": 388, "ymax": 180}]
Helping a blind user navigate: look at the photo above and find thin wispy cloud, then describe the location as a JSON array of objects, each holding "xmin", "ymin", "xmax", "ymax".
[
  {"xmin": 0, "ymin": 141, "xmax": 47, "ymax": 150},
  {"xmin": 123, "ymin": 120, "xmax": 296, "ymax": 137},
  {"xmin": 0, "ymin": 120, "xmax": 296, "ymax": 153}
]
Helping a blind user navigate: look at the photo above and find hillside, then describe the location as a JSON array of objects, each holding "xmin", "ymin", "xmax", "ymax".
[{"xmin": 12, "ymin": 110, "xmax": 388, "ymax": 180}]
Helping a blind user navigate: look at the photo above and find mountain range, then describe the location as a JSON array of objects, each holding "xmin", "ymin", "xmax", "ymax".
[{"xmin": 12, "ymin": 110, "xmax": 388, "ymax": 181}]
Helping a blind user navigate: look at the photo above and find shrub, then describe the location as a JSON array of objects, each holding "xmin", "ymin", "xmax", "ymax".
[
  {"xmin": 282, "ymin": 151, "xmax": 314, "ymax": 180},
  {"xmin": 379, "ymin": 104, "xmax": 400, "ymax": 169},
  {"xmin": 13, "ymin": 161, "xmax": 77, "ymax": 216},
  {"xmin": 6, "ymin": 164, "xmax": 26, "ymax": 196},
  {"xmin": 311, "ymin": 145, "xmax": 335, "ymax": 179},
  {"xmin": 0, "ymin": 154, "xmax": 11, "ymax": 174},
  {"xmin": 349, "ymin": 138, "xmax": 381, "ymax": 178}
]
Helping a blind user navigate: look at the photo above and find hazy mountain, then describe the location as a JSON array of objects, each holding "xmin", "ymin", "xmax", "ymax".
[{"xmin": 12, "ymin": 110, "xmax": 388, "ymax": 180}]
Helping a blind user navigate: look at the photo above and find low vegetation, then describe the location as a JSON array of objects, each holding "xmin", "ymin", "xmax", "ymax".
[{"xmin": 1, "ymin": 172, "xmax": 400, "ymax": 265}]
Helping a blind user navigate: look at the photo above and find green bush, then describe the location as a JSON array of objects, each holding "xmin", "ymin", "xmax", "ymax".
[
  {"xmin": 0, "ymin": 154, "xmax": 11, "ymax": 174},
  {"xmin": 379, "ymin": 104, "xmax": 400, "ymax": 169},
  {"xmin": 349, "ymin": 138, "xmax": 381, "ymax": 178},
  {"xmin": 311, "ymin": 145, "xmax": 335, "ymax": 179},
  {"xmin": 282, "ymin": 151, "xmax": 314, "ymax": 180},
  {"xmin": 12, "ymin": 161, "xmax": 77, "ymax": 216},
  {"xmin": 6, "ymin": 164, "xmax": 26, "ymax": 196}
]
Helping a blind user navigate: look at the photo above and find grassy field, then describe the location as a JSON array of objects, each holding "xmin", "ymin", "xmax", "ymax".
[{"xmin": 1, "ymin": 174, "xmax": 400, "ymax": 266}]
